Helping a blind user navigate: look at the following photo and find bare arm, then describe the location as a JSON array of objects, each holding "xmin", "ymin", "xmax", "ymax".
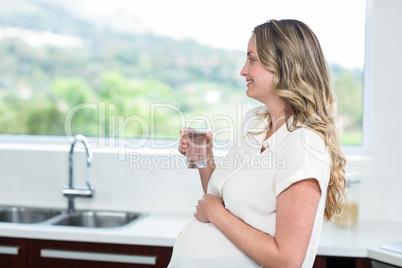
[
  {"xmin": 195, "ymin": 178, "xmax": 321, "ymax": 268},
  {"xmin": 179, "ymin": 128, "xmax": 215, "ymax": 193}
]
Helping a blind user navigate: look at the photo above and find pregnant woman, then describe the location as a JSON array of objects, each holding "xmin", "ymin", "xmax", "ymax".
[{"xmin": 169, "ymin": 19, "xmax": 346, "ymax": 268}]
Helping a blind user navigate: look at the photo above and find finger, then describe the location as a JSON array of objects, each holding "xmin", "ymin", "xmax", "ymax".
[
  {"xmin": 179, "ymin": 139, "xmax": 187, "ymax": 146},
  {"xmin": 178, "ymin": 136, "xmax": 187, "ymax": 151},
  {"xmin": 179, "ymin": 140, "xmax": 187, "ymax": 149},
  {"xmin": 179, "ymin": 147, "xmax": 186, "ymax": 155},
  {"xmin": 206, "ymin": 132, "xmax": 213, "ymax": 142},
  {"xmin": 178, "ymin": 141, "xmax": 186, "ymax": 153}
]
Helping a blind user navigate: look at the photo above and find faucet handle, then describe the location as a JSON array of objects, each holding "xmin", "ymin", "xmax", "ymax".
[{"xmin": 62, "ymin": 184, "xmax": 94, "ymax": 198}]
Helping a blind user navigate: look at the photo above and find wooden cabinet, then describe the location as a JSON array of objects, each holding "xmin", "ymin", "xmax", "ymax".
[
  {"xmin": 0, "ymin": 237, "xmax": 173, "ymax": 268},
  {"xmin": 0, "ymin": 237, "xmax": 29, "ymax": 268},
  {"xmin": 1, "ymin": 238, "xmax": 386, "ymax": 268},
  {"xmin": 313, "ymin": 255, "xmax": 372, "ymax": 268}
]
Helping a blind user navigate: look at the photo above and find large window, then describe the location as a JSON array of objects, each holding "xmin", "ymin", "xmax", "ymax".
[{"xmin": 0, "ymin": 0, "xmax": 365, "ymax": 147}]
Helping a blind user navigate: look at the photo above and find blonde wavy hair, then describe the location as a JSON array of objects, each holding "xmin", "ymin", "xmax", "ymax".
[{"xmin": 253, "ymin": 19, "xmax": 346, "ymax": 221}]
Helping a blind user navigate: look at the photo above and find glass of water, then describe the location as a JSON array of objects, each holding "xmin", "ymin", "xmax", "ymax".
[{"xmin": 185, "ymin": 119, "xmax": 207, "ymax": 169}]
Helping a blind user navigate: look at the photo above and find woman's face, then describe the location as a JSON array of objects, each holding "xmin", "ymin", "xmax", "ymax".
[{"xmin": 240, "ymin": 36, "xmax": 275, "ymax": 104}]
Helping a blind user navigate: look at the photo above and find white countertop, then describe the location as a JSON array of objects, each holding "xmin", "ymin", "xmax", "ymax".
[
  {"xmin": 1, "ymin": 216, "xmax": 402, "ymax": 266},
  {"xmin": 319, "ymin": 221, "xmax": 402, "ymax": 267},
  {"xmin": 0, "ymin": 213, "xmax": 193, "ymax": 247}
]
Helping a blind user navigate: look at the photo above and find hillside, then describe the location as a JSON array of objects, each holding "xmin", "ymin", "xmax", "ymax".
[{"xmin": 0, "ymin": 0, "xmax": 362, "ymax": 143}]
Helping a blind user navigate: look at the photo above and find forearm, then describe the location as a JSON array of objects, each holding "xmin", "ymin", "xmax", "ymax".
[
  {"xmin": 205, "ymin": 179, "xmax": 321, "ymax": 268},
  {"xmin": 198, "ymin": 152, "xmax": 216, "ymax": 193},
  {"xmin": 209, "ymin": 206, "xmax": 288, "ymax": 268}
]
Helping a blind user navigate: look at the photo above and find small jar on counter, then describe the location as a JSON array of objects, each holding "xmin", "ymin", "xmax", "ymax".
[{"xmin": 334, "ymin": 172, "xmax": 361, "ymax": 227}]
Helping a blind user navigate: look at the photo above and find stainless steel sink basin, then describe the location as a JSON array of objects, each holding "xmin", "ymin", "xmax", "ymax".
[
  {"xmin": 0, "ymin": 206, "xmax": 141, "ymax": 228},
  {"xmin": 0, "ymin": 207, "xmax": 62, "ymax": 224},
  {"xmin": 51, "ymin": 211, "xmax": 141, "ymax": 228}
]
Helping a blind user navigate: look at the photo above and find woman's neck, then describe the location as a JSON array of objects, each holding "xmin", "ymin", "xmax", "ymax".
[{"xmin": 267, "ymin": 105, "xmax": 290, "ymax": 132}]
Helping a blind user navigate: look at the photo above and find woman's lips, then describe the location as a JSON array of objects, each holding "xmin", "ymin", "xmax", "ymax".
[{"xmin": 246, "ymin": 81, "xmax": 253, "ymax": 87}]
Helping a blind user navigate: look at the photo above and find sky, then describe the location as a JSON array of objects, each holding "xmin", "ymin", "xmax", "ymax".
[{"xmin": 84, "ymin": 0, "xmax": 366, "ymax": 69}]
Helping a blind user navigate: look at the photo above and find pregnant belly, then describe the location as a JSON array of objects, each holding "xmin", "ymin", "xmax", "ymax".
[{"xmin": 168, "ymin": 219, "xmax": 259, "ymax": 268}]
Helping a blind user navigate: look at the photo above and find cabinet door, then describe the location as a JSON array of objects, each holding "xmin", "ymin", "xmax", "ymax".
[
  {"xmin": 314, "ymin": 255, "xmax": 371, "ymax": 268},
  {"xmin": 0, "ymin": 237, "xmax": 29, "ymax": 268},
  {"xmin": 31, "ymin": 239, "xmax": 173, "ymax": 268}
]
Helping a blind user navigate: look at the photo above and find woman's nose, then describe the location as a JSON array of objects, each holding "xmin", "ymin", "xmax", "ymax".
[{"xmin": 240, "ymin": 63, "xmax": 248, "ymax": 77}]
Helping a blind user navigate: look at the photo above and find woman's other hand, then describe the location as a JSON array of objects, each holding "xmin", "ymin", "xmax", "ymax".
[{"xmin": 194, "ymin": 194, "xmax": 224, "ymax": 223}]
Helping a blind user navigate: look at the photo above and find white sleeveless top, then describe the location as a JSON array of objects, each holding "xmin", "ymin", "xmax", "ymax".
[{"xmin": 168, "ymin": 107, "xmax": 330, "ymax": 268}]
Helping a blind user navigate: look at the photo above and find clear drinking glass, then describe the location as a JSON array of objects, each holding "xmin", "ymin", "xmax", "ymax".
[{"xmin": 185, "ymin": 119, "xmax": 207, "ymax": 168}]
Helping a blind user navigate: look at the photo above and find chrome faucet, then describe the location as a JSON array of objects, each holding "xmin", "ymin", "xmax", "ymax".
[{"xmin": 62, "ymin": 135, "xmax": 94, "ymax": 213}]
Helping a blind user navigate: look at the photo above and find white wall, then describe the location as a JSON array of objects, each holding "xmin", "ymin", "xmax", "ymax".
[
  {"xmin": 345, "ymin": 0, "xmax": 402, "ymax": 222},
  {"xmin": 1, "ymin": 0, "xmax": 402, "ymax": 222},
  {"xmin": 0, "ymin": 145, "xmax": 203, "ymax": 214}
]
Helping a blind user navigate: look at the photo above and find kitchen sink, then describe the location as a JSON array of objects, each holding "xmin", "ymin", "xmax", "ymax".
[
  {"xmin": 0, "ymin": 206, "xmax": 142, "ymax": 228},
  {"xmin": 51, "ymin": 211, "xmax": 141, "ymax": 228},
  {"xmin": 0, "ymin": 206, "xmax": 62, "ymax": 224}
]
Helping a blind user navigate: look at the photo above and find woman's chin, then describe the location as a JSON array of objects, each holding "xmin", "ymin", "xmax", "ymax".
[
  {"xmin": 246, "ymin": 92, "xmax": 265, "ymax": 105},
  {"xmin": 246, "ymin": 89, "xmax": 258, "ymax": 101},
  {"xmin": 246, "ymin": 88, "xmax": 252, "ymax": 98}
]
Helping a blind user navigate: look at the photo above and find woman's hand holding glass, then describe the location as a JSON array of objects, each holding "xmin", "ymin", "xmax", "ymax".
[
  {"xmin": 179, "ymin": 126, "xmax": 216, "ymax": 193},
  {"xmin": 179, "ymin": 127, "xmax": 213, "ymax": 159}
]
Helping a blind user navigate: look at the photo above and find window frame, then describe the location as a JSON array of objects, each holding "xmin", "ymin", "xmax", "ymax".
[{"xmin": 341, "ymin": 0, "xmax": 371, "ymax": 156}]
